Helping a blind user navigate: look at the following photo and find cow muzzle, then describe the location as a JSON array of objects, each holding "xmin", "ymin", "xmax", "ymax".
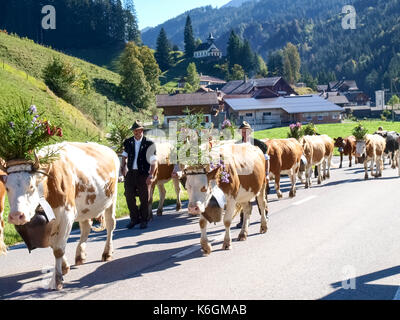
[
  {"xmin": 8, "ymin": 211, "xmax": 29, "ymax": 225},
  {"xmin": 188, "ymin": 202, "xmax": 204, "ymax": 215}
]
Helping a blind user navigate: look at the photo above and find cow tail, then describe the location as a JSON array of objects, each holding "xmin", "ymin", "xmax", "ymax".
[{"xmin": 91, "ymin": 214, "xmax": 106, "ymax": 232}]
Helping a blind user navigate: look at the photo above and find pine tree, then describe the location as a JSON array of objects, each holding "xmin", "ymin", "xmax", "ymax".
[
  {"xmin": 124, "ymin": 0, "xmax": 141, "ymax": 44},
  {"xmin": 184, "ymin": 15, "xmax": 196, "ymax": 58},
  {"xmin": 226, "ymin": 30, "xmax": 242, "ymax": 69},
  {"xmin": 241, "ymin": 40, "xmax": 256, "ymax": 75},
  {"xmin": 268, "ymin": 50, "xmax": 284, "ymax": 77},
  {"xmin": 155, "ymin": 28, "xmax": 172, "ymax": 72},
  {"xmin": 139, "ymin": 46, "xmax": 161, "ymax": 93},
  {"xmin": 283, "ymin": 43, "xmax": 301, "ymax": 84},
  {"xmin": 185, "ymin": 62, "xmax": 200, "ymax": 92},
  {"xmin": 119, "ymin": 42, "xmax": 153, "ymax": 110}
]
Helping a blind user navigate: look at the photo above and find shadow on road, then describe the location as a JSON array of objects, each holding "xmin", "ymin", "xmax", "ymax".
[{"xmin": 321, "ymin": 265, "xmax": 400, "ymax": 300}]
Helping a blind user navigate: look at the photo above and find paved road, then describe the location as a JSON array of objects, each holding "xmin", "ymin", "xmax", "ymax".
[{"xmin": 1, "ymin": 157, "xmax": 400, "ymax": 300}]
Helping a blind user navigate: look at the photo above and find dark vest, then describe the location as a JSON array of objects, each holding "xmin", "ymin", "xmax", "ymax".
[{"xmin": 123, "ymin": 136, "xmax": 156, "ymax": 175}]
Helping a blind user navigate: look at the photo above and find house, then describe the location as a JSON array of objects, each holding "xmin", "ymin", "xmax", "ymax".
[
  {"xmin": 317, "ymin": 85, "xmax": 328, "ymax": 93},
  {"xmin": 224, "ymin": 95, "xmax": 343, "ymax": 130},
  {"xmin": 177, "ymin": 74, "xmax": 226, "ymax": 91},
  {"xmin": 320, "ymin": 91, "xmax": 350, "ymax": 108},
  {"xmin": 193, "ymin": 33, "xmax": 222, "ymax": 60},
  {"xmin": 221, "ymin": 76, "xmax": 298, "ymax": 98},
  {"xmin": 326, "ymin": 79, "xmax": 370, "ymax": 106},
  {"xmin": 156, "ymin": 92, "xmax": 222, "ymax": 126}
]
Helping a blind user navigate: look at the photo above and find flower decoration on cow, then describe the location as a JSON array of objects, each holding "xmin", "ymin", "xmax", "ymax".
[
  {"xmin": 287, "ymin": 122, "xmax": 303, "ymax": 140},
  {"xmin": 352, "ymin": 123, "xmax": 368, "ymax": 141},
  {"xmin": 0, "ymin": 100, "xmax": 63, "ymax": 164}
]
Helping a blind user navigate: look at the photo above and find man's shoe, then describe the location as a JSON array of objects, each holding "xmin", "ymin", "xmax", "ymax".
[
  {"xmin": 126, "ymin": 220, "xmax": 140, "ymax": 229},
  {"xmin": 140, "ymin": 222, "xmax": 148, "ymax": 229}
]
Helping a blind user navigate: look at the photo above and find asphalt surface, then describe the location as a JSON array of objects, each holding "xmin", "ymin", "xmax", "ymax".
[{"xmin": 1, "ymin": 156, "xmax": 400, "ymax": 300}]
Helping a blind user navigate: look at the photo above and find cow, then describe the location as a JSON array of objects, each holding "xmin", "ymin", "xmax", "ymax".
[
  {"xmin": 261, "ymin": 138, "xmax": 303, "ymax": 199},
  {"xmin": 300, "ymin": 135, "xmax": 334, "ymax": 188},
  {"xmin": 183, "ymin": 143, "xmax": 268, "ymax": 255},
  {"xmin": 149, "ymin": 142, "xmax": 183, "ymax": 217},
  {"xmin": 374, "ymin": 131, "xmax": 400, "ymax": 169},
  {"xmin": 0, "ymin": 142, "xmax": 119, "ymax": 290},
  {"xmin": 355, "ymin": 134, "xmax": 386, "ymax": 179},
  {"xmin": 333, "ymin": 136, "xmax": 357, "ymax": 168},
  {"xmin": 0, "ymin": 161, "xmax": 6, "ymax": 256}
]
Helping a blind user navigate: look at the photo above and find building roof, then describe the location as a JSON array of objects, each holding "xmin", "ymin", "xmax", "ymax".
[
  {"xmin": 225, "ymin": 95, "xmax": 344, "ymax": 114},
  {"xmin": 321, "ymin": 92, "xmax": 350, "ymax": 105},
  {"xmin": 156, "ymin": 92, "xmax": 219, "ymax": 107},
  {"xmin": 329, "ymin": 80, "xmax": 359, "ymax": 92},
  {"xmin": 195, "ymin": 43, "xmax": 212, "ymax": 51},
  {"xmin": 200, "ymin": 75, "xmax": 226, "ymax": 84},
  {"xmin": 221, "ymin": 77, "xmax": 285, "ymax": 95},
  {"xmin": 317, "ymin": 85, "xmax": 328, "ymax": 92}
]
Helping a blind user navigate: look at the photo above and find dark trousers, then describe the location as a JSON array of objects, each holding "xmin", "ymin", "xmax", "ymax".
[{"xmin": 124, "ymin": 170, "xmax": 150, "ymax": 223}]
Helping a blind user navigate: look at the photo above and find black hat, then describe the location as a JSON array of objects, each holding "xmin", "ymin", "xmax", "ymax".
[
  {"xmin": 130, "ymin": 120, "xmax": 144, "ymax": 131},
  {"xmin": 239, "ymin": 121, "xmax": 252, "ymax": 130}
]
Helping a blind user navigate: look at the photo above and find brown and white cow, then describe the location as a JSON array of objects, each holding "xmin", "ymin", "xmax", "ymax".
[
  {"xmin": 355, "ymin": 134, "xmax": 386, "ymax": 179},
  {"xmin": 1, "ymin": 142, "xmax": 119, "ymax": 290},
  {"xmin": 0, "ymin": 161, "xmax": 6, "ymax": 256},
  {"xmin": 184, "ymin": 143, "xmax": 268, "ymax": 255},
  {"xmin": 334, "ymin": 136, "xmax": 357, "ymax": 168},
  {"xmin": 300, "ymin": 135, "xmax": 334, "ymax": 188},
  {"xmin": 261, "ymin": 138, "xmax": 303, "ymax": 199}
]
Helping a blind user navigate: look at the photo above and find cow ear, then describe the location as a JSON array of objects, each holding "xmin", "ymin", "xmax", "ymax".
[{"xmin": 333, "ymin": 138, "xmax": 337, "ymax": 141}]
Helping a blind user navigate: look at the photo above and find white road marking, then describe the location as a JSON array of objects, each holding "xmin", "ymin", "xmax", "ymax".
[
  {"xmin": 393, "ymin": 286, "xmax": 400, "ymax": 300},
  {"xmin": 172, "ymin": 233, "xmax": 225, "ymax": 258},
  {"xmin": 292, "ymin": 195, "xmax": 317, "ymax": 206}
]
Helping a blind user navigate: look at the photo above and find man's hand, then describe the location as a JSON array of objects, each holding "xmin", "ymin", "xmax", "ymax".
[
  {"xmin": 146, "ymin": 175, "xmax": 154, "ymax": 186},
  {"xmin": 120, "ymin": 166, "xmax": 127, "ymax": 177}
]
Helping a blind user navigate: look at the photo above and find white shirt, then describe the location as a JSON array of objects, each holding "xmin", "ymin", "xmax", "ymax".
[{"xmin": 122, "ymin": 136, "xmax": 157, "ymax": 171}]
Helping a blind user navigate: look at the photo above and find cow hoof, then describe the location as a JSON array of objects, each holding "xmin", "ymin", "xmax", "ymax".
[
  {"xmin": 364, "ymin": 175, "xmax": 369, "ymax": 180},
  {"xmin": 75, "ymin": 256, "xmax": 86, "ymax": 266},
  {"xmin": 201, "ymin": 241, "xmax": 212, "ymax": 255},
  {"xmin": 237, "ymin": 232, "xmax": 247, "ymax": 241},
  {"xmin": 102, "ymin": 253, "xmax": 113, "ymax": 262},
  {"xmin": 62, "ymin": 265, "xmax": 70, "ymax": 276},
  {"xmin": 318, "ymin": 180, "xmax": 322, "ymax": 185},
  {"xmin": 277, "ymin": 193, "xmax": 283, "ymax": 199},
  {"xmin": 176, "ymin": 203, "xmax": 182, "ymax": 212},
  {"xmin": 222, "ymin": 241, "xmax": 231, "ymax": 250},
  {"xmin": 289, "ymin": 190, "xmax": 295, "ymax": 198},
  {"xmin": 260, "ymin": 224, "xmax": 268, "ymax": 234},
  {"xmin": 54, "ymin": 274, "xmax": 64, "ymax": 291},
  {"xmin": 157, "ymin": 209, "xmax": 163, "ymax": 216}
]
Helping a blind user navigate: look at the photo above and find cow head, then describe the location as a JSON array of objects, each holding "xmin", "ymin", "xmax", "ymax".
[
  {"xmin": 2, "ymin": 156, "xmax": 47, "ymax": 226},
  {"xmin": 355, "ymin": 140, "xmax": 366, "ymax": 158},
  {"xmin": 334, "ymin": 137, "xmax": 345, "ymax": 153},
  {"xmin": 184, "ymin": 164, "xmax": 221, "ymax": 215}
]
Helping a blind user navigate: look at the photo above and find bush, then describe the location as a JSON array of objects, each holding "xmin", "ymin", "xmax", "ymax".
[
  {"xmin": 352, "ymin": 123, "xmax": 368, "ymax": 140},
  {"xmin": 303, "ymin": 122, "xmax": 318, "ymax": 136},
  {"xmin": 43, "ymin": 56, "xmax": 76, "ymax": 97},
  {"xmin": 287, "ymin": 122, "xmax": 303, "ymax": 140}
]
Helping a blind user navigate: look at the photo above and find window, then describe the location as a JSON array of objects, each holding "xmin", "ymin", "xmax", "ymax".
[
  {"xmin": 263, "ymin": 112, "xmax": 272, "ymax": 117},
  {"xmin": 306, "ymin": 115, "xmax": 313, "ymax": 121},
  {"xmin": 245, "ymin": 113, "xmax": 253, "ymax": 117}
]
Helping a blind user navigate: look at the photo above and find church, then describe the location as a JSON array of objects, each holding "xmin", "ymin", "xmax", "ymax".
[{"xmin": 193, "ymin": 33, "xmax": 222, "ymax": 60}]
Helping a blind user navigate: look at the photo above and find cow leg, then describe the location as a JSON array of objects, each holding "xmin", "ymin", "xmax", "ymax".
[
  {"xmin": 289, "ymin": 166, "xmax": 297, "ymax": 198},
  {"xmin": 0, "ymin": 193, "xmax": 6, "ymax": 256},
  {"xmin": 256, "ymin": 182, "xmax": 268, "ymax": 234},
  {"xmin": 398, "ymin": 151, "xmax": 400, "ymax": 176},
  {"xmin": 199, "ymin": 216, "xmax": 211, "ymax": 255},
  {"xmin": 326, "ymin": 156, "xmax": 332, "ymax": 178},
  {"xmin": 238, "ymin": 202, "xmax": 252, "ymax": 241},
  {"xmin": 317, "ymin": 165, "xmax": 322, "ymax": 184},
  {"xmin": 339, "ymin": 153, "xmax": 343, "ymax": 168},
  {"xmin": 274, "ymin": 174, "xmax": 283, "ymax": 199},
  {"xmin": 349, "ymin": 154, "xmax": 352, "ymax": 167},
  {"xmin": 102, "ymin": 203, "xmax": 116, "ymax": 262},
  {"xmin": 75, "ymin": 219, "xmax": 92, "ymax": 266},
  {"xmin": 322, "ymin": 160, "xmax": 327, "ymax": 180},
  {"xmin": 305, "ymin": 166, "xmax": 311, "ymax": 188},
  {"xmin": 391, "ymin": 152, "xmax": 396, "ymax": 169},
  {"xmin": 364, "ymin": 160, "xmax": 369, "ymax": 180},
  {"xmin": 222, "ymin": 200, "xmax": 235, "ymax": 250},
  {"xmin": 173, "ymin": 177, "xmax": 182, "ymax": 212},
  {"xmin": 49, "ymin": 212, "xmax": 75, "ymax": 291},
  {"xmin": 377, "ymin": 156, "xmax": 383, "ymax": 177},
  {"xmin": 156, "ymin": 183, "xmax": 166, "ymax": 216}
]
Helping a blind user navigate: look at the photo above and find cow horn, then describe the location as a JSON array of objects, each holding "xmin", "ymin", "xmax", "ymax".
[{"xmin": 33, "ymin": 151, "xmax": 40, "ymax": 171}]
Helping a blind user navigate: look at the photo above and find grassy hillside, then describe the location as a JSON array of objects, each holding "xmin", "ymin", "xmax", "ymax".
[
  {"xmin": 0, "ymin": 62, "xmax": 101, "ymax": 141},
  {"xmin": 0, "ymin": 32, "xmax": 146, "ymax": 128}
]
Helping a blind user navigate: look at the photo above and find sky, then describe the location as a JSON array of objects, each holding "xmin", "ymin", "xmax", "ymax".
[{"xmin": 134, "ymin": 0, "xmax": 231, "ymax": 30}]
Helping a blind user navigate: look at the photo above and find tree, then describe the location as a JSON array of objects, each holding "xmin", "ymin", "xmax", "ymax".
[
  {"xmin": 226, "ymin": 30, "xmax": 242, "ymax": 69},
  {"xmin": 138, "ymin": 46, "xmax": 161, "ymax": 93},
  {"xmin": 124, "ymin": 0, "xmax": 141, "ymax": 44},
  {"xmin": 254, "ymin": 54, "xmax": 268, "ymax": 78},
  {"xmin": 185, "ymin": 62, "xmax": 200, "ymax": 92},
  {"xmin": 268, "ymin": 50, "xmax": 284, "ymax": 77},
  {"xmin": 241, "ymin": 40, "xmax": 256, "ymax": 75},
  {"xmin": 388, "ymin": 95, "xmax": 400, "ymax": 121},
  {"xmin": 184, "ymin": 15, "xmax": 196, "ymax": 58},
  {"xmin": 43, "ymin": 56, "xmax": 76, "ymax": 97},
  {"xmin": 119, "ymin": 42, "xmax": 153, "ymax": 110},
  {"xmin": 228, "ymin": 64, "xmax": 245, "ymax": 81},
  {"xmin": 282, "ymin": 42, "xmax": 301, "ymax": 84},
  {"xmin": 155, "ymin": 28, "xmax": 172, "ymax": 72}
]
